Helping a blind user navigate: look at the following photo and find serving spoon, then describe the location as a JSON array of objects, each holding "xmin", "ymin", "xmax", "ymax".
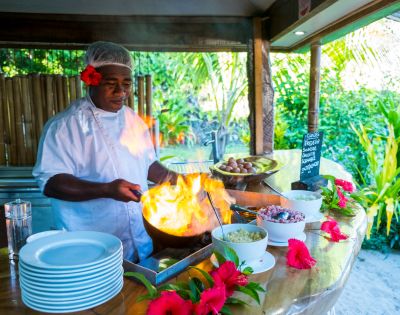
[
  {"xmin": 207, "ymin": 192, "xmax": 227, "ymax": 241},
  {"xmin": 230, "ymin": 204, "xmax": 261, "ymax": 217},
  {"xmin": 230, "ymin": 204, "xmax": 292, "ymax": 221}
]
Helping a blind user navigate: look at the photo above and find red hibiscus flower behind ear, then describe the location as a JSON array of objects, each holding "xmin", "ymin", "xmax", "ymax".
[
  {"xmin": 286, "ymin": 239, "xmax": 317, "ymax": 269},
  {"xmin": 334, "ymin": 179, "xmax": 355, "ymax": 193},
  {"xmin": 321, "ymin": 216, "xmax": 348, "ymax": 242},
  {"xmin": 194, "ymin": 285, "xmax": 226, "ymax": 315},
  {"xmin": 147, "ymin": 291, "xmax": 193, "ymax": 315},
  {"xmin": 80, "ymin": 65, "xmax": 102, "ymax": 86},
  {"xmin": 210, "ymin": 261, "xmax": 248, "ymax": 297}
]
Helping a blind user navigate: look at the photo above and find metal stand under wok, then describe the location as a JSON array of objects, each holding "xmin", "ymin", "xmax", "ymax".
[{"xmin": 123, "ymin": 233, "xmax": 213, "ymax": 285}]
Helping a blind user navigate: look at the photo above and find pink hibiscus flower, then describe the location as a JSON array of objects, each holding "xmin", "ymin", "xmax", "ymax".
[
  {"xmin": 210, "ymin": 261, "xmax": 248, "ymax": 297},
  {"xmin": 334, "ymin": 179, "xmax": 355, "ymax": 193},
  {"xmin": 147, "ymin": 291, "xmax": 193, "ymax": 315},
  {"xmin": 194, "ymin": 285, "xmax": 226, "ymax": 315},
  {"xmin": 336, "ymin": 187, "xmax": 348, "ymax": 208},
  {"xmin": 286, "ymin": 239, "xmax": 317, "ymax": 269},
  {"xmin": 321, "ymin": 216, "xmax": 348, "ymax": 242}
]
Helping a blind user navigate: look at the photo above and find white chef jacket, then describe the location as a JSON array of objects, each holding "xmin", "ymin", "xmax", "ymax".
[{"xmin": 33, "ymin": 96, "xmax": 156, "ymax": 261}]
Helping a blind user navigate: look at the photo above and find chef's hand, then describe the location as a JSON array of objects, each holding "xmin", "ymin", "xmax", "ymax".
[{"xmin": 107, "ymin": 179, "xmax": 142, "ymax": 203}]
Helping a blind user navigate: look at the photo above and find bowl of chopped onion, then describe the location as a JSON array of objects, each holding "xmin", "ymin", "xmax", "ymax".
[{"xmin": 211, "ymin": 223, "xmax": 268, "ymax": 262}]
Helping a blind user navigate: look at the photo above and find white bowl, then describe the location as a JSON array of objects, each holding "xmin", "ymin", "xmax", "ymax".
[
  {"xmin": 256, "ymin": 207, "xmax": 305, "ymax": 242},
  {"xmin": 280, "ymin": 190, "xmax": 322, "ymax": 222},
  {"xmin": 26, "ymin": 230, "xmax": 65, "ymax": 243},
  {"xmin": 211, "ymin": 224, "xmax": 268, "ymax": 263}
]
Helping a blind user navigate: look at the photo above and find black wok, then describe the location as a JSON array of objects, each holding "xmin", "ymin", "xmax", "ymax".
[{"xmin": 142, "ymin": 214, "xmax": 204, "ymax": 248}]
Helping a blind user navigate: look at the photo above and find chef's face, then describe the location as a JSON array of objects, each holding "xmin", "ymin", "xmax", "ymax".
[{"xmin": 90, "ymin": 65, "xmax": 132, "ymax": 112}]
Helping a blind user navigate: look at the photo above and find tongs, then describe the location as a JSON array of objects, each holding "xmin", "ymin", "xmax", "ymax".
[{"xmin": 230, "ymin": 204, "xmax": 261, "ymax": 217}]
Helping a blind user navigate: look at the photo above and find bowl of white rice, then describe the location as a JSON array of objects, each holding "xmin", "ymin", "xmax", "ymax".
[
  {"xmin": 280, "ymin": 190, "xmax": 322, "ymax": 222},
  {"xmin": 211, "ymin": 223, "xmax": 268, "ymax": 263}
]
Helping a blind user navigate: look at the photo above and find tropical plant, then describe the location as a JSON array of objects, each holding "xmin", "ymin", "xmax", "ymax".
[
  {"xmin": 156, "ymin": 99, "xmax": 196, "ymax": 147},
  {"xmin": 377, "ymin": 96, "xmax": 400, "ymax": 165},
  {"xmin": 351, "ymin": 123, "xmax": 400, "ymax": 244},
  {"xmin": 173, "ymin": 53, "xmax": 248, "ymax": 154},
  {"xmin": 320, "ymin": 176, "xmax": 356, "ymax": 216}
]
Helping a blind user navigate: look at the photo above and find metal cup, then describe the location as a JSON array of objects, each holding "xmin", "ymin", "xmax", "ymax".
[{"xmin": 4, "ymin": 199, "xmax": 32, "ymax": 260}]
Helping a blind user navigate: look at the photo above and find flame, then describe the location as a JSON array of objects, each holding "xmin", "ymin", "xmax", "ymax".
[{"xmin": 142, "ymin": 173, "xmax": 233, "ymax": 236}]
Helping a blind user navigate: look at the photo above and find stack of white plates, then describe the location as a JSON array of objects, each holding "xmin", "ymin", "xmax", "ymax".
[{"xmin": 19, "ymin": 231, "xmax": 123, "ymax": 313}]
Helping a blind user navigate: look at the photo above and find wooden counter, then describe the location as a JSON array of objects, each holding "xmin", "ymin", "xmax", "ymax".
[
  {"xmin": 0, "ymin": 150, "xmax": 367, "ymax": 314},
  {"xmin": 0, "ymin": 206, "xmax": 366, "ymax": 315}
]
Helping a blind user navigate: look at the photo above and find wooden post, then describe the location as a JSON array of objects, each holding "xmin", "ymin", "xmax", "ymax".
[
  {"xmin": 55, "ymin": 75, "xmax": 64, "ymax": 113},
  {"xmin": 250, "ymin": 17, "xmax": 275, "ymax": 155},
  {"xmin": 137, "ymin": 75, "xmax": 145, "ymax": 117},
  {"xmin": 5, "ymin": 78, "xmax": 17, "ymax": 165},
  {"xmin": 30, "ymin": 74, "xmax": 44, "ymax": 154},
  {"xmin": 308, "ymin": 41, "xmax": 322, "ymax": 132},
  {"xmin": 44, "ymin": 75, "xmax": 55, "ymax": 120},
  {"xmin": 127, "ymin": 89, "xmax": 135, "ymax": 110},
  {"xmin": 0, "ymin": 74, "xmax": 6, "ymax": 165},
  {"xmin": 20, "ymin": 76, "xmax": 35, "ymax": 164},
  {"xmin": 69, "ymin": 75, "xmax": 77, "ymax": 102},
  {"xmin": 145, "ymin": 74, "xmax": 152, "ymax": 118},
  {"xmin": 11, "ymin": 77, "xmax": 25, "ymax": 165},
  {"xmin": 75, "ymin": 76, "xmax": 82, "ymax": 99},
  {"xmin": 29, "ymin": 74, "xmax": 45, "ymax": 163},
  {"xmin": 127, "ymin": 76, "xmax": 135, "ymax": 110},
  {"xmin": 62, "ymin": 75, "xmax": 69, "ymax": 109}
]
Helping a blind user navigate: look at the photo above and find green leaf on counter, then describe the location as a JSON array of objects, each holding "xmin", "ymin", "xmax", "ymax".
[
  {"xmin": 124, "ymin": 272, "xmax": 157, "ymax": 298},
  {"xmin": 190, "ymin": 266, "xmax": 214, "ymax": 287},
  {"xmin": 236, "ymin": 286, "xmax": 260, "ymax": 304}
]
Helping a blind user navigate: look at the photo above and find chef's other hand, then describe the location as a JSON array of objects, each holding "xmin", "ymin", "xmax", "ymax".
[{"xmin": 107, "ymin": 179, "xmax": 142, "ymax": 202}]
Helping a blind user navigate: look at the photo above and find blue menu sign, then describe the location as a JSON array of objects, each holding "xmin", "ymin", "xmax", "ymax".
[{"xmin": 300, "ymin": 131, "xmax": 323, "ymax": 180}]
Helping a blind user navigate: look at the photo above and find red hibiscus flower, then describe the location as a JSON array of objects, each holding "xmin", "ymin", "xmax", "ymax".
[
  {"xmin": 334, "ymin": 179, "xmax": 355, "ymax": 193},
  {"xmin": 210, "ymin": 261, "xmax": 248, "ymax": 297},
  {"xmin": 286, "ymin": 239, "xmax": 317, "ymax": 269},
  {"xmin": 321, "ymin": 216, "xmax": 348, "ymax": 242},
  {"xmin": 194, "ymin": 285, "xmax": 226, "ymax": 315},
  {"xmin": 336, "ymin": 187, "xmax": 348, "ymax": 208},
  {"xmin": 80, "ymin": 65, "xmax": 102, "ymax": 86},
  {"xmin": 147, "ymin": 291, "xmax": 193, "ymax": 315}
]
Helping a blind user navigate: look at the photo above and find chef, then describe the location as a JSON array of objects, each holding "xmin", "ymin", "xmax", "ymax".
[{"xmin": 33, "ymin": 41, "xmax": 177, "ymax": 262}]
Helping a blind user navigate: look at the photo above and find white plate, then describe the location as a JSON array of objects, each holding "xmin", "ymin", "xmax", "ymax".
[
  {"xmin": 210, "ymin": 251, "xmax": 276, "ymax": 275},
  {"xmin": 18, "ymin": 253, "xmax": 122, "ymax": 280},
  {"xmin": 20, "ymin": 231, "xmax": 122, "ymax": 270},
  {"xmin": 268, "ymin": 232, "xmax": 306, "ymax": 247},
  {"xmin": 21, "ymin": 276, "xmax": 123, "ymax": 303},
  {"xmin": 22, "ymin": 279, "xmax": 123, "ymax": 313},
  {"xmin": 19, "ymin": 266, "xmax": 123, "ymax": 291},
  {"xmin": 305, "ymin": 212, "xmax": 324, "ymax": 223},
  {"xmin": 19, "ymin": 247, "xmax": 122, "ymax": 275}
]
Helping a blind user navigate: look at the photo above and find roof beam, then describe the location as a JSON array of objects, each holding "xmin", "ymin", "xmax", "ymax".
[{"xmin": 0, "ymin": 13, "xmax": 252, "ymax": 52}]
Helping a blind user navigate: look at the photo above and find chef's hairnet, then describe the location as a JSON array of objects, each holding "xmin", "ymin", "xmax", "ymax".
[{"xmin": 85, "ymin": 41, "xmax": 132, "ymax": 70}]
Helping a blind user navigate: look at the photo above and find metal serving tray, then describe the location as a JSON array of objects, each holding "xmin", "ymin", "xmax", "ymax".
[{"xmin": 123, "ymin": 243, "xmax": 213, "ymax": 285}]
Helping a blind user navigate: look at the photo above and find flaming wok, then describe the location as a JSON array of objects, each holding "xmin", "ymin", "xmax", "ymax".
[{"xmin": 141, "ymin": 174, "xmax": 233, "ymax": 248}]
